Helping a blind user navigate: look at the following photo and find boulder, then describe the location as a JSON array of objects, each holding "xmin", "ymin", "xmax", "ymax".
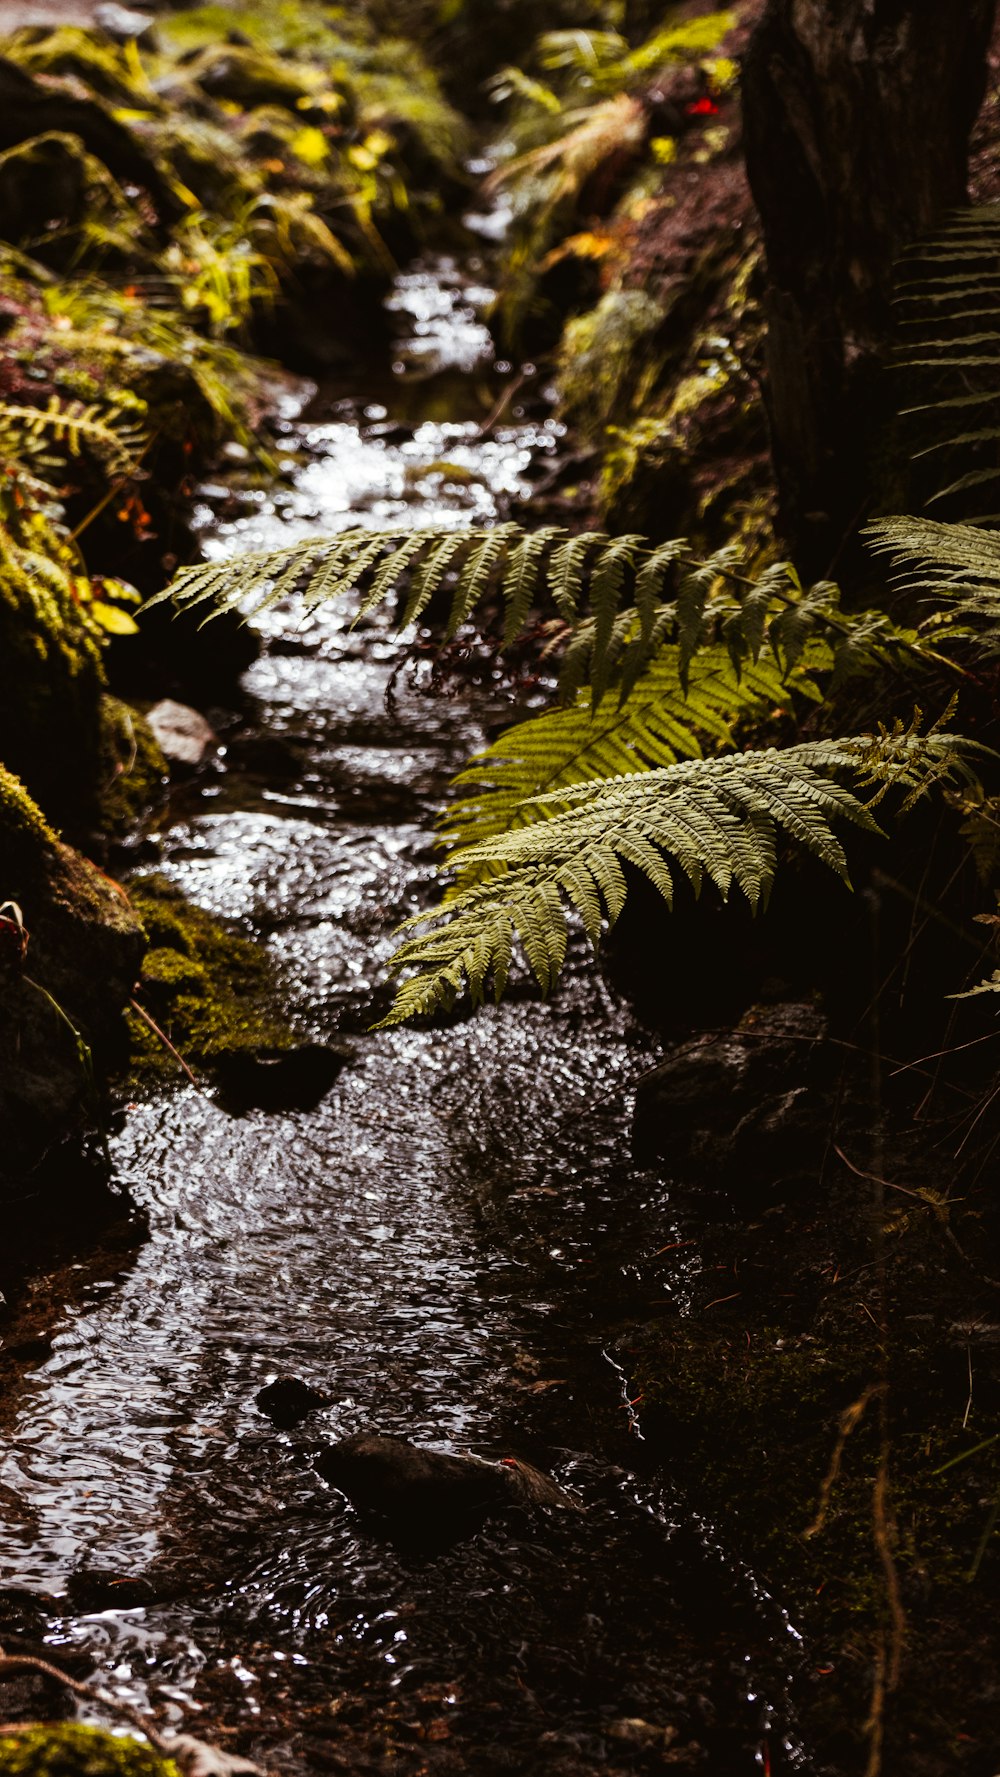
[
  {"xmin": 0, "ymin": 767, "xmax": 145, "ymax": 1200},
  {"xmin": 632, "ymin": 999, "xmax": 834, "ymax": 1193}
]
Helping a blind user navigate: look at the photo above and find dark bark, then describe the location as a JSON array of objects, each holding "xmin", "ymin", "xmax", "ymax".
[{"xmin": 742, "ymin": 0, "xmax": 998, "ymax": 572}]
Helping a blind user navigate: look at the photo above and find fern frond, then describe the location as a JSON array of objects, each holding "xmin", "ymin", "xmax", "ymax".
[
  {"xmin": 548, "ymin": 530, "xmax": 608, "ymax": 622},
  {"xmin": 377, "ymin": 729, "xmax": 972, "ymax": 1026},
  {"xmin": 589, "ymin": 533, "xmax": 645, "ymax": 704},
  {"xmin": 443, "ymin": 640, "xmax": 826, "ymax": 868},
  {"xmin": 951, "ymin": 969, "xmax": 1000, "ymax": 999},
  {"xmin": 865, "ymin": 515, "xmax": 1000, "ymax": 653},
  {"xmin": 0, "ymin": 396, "xmax": 146, "ymax": 474},
  {"xmin": 153, "ymin": 522, "xmax": 922, "ymax": 704},
  {"xmin": 896, "ymin": 206, "xmax": 1000, "ymax": 514},
  {"xmin": 501, "ymin": 525, "xmax": 566, "ymax": 645}
]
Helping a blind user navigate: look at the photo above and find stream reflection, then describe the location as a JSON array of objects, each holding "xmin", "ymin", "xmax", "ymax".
[{"xmin": 0, "ymin": 256, "xmax": 810, "ymax": 1774}]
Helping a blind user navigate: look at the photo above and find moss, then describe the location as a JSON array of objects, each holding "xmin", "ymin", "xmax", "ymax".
[
  {"xmin": 0, "ymin": 763, "xmax": 62, "ymax": 907},
  {"xmin": 1, "ymin": 762, "xmax": 144, "ymax": 972},
  {"xmin": 0, "ymin": 761, "xmax": 59, "ymax": 852},
  {"xmin": 556, "ymin": 289, "xmax": 665, "ymax": 441},
  {"xmin": 0, "ymin": 1725, "xmax": 178, "ymax": 1777},
  {"xmin": 96, "ymin": 697, "xmax": 169, "ymax": 842},
  {"xmin": 0, "ymin": 529, "xmax": 106, "ymax": 828},
  {"xmin": 126, "ymin": 874, "xmax": 294, "ymax": 1078},
  {"xmin": 140, "ymin": 949, "xmax": 208, "ymax": 994}
]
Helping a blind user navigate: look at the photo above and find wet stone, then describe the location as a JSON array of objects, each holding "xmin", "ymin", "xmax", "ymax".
[
  {"xmin": 315, "ymin": 1433, "xmax": 582, "ymax": 1545},
  {"xmin": 631, "ymin": 999, "xmax": 835, "ymax": 1194},
  {"xmin": 212, "ymin": 1042, "xmax": 350, "ymax": 1113},
  {"xmin": 93, "ymin": 3, "xmax": 154, "ymax": 41},
  {"xmin": 145, "ymin": 700, "xmax": 219, "ymax": 772},
  {"xmin": 66, "ymin": 1569, "xmax": 161, "ymax": 1611},
  {"xmin": 256, "ymin": 1375, "xmax": 330, "ymax": 1429}
]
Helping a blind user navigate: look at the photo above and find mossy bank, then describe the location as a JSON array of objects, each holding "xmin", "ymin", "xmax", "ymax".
[{"xmin": 0, "ymin": 1726, "xmax": 178, "ymax": 1777}]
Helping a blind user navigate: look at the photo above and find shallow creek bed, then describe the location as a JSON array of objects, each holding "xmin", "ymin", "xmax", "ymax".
[{"xmin": 2, "ymin": 247, "xmax": 999, "ymax": 1777}]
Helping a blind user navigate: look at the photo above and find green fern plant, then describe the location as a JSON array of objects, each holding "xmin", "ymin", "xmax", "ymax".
[
  {"xmin": 149, "ymin": 521, "xmax": 925, "ymax": 708},
  {"xmin": 153, "ymin": 505, "xmax": 966, "ymax": 1026},
  {"xmin": 0, "ymin": 395, "xmax": 146, "ymax": 478},
  {"xmin": 442, "ymin": 636, "xmax": 828, "ymax": 866},
  {"xmin": 895, "ymin": 205, "xmax": 1000, "ymax": 519},
  {"xmin": 377, "ymin": 725, "xmax": 975, "ymax": 1025},
  {"xmin": 865, "ymin": 515, "xmax": 1000, "ymax": 654}
]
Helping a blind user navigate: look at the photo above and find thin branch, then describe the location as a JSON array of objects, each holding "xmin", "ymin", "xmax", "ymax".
[{"xmin": 0, "ymin": 1650, "xmax": 170, "ymax": 1755}]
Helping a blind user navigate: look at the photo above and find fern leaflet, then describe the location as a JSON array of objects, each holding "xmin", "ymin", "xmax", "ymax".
[
  {"xmin": 442, "ymin": 639, "xmax": 826, "ymax": 871},
  {"xmin": 151, "ymin": 522, "xmax": 925, "ymax": 705},
  {"xmin": 866, "ymin": 515, "xmax": 1000, "ymax": 653},
  {"xmin": 377, "ymin": 729, "xmax": 974, "ymax": 1026}
]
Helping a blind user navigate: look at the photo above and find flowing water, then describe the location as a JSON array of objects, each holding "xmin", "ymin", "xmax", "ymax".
[{"xmin": 0, "ymin": 252, "xmax": 813, "ymax": 1774}]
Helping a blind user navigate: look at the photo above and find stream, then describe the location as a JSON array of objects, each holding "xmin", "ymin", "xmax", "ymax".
[{"xmin": 0, "ymin": 244, "xmax": 814, "ymax": 1774}]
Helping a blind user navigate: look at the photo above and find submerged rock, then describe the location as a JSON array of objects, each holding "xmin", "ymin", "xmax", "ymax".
[
  {"xmin": 66, "ymin": 1569, "xmax": 160, "ymax": 1612},
  {"xmin": 213, "ymin": 1042, "xmax": 349, "ymax": 1112},
  {"xmin": 315, "ymin": 1433, "xmax": 582, "ymax": 1542}
]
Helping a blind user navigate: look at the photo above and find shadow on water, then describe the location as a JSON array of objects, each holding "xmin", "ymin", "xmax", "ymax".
[{"xmin": 0, "ymin": 252, "xmax": 821, "ymax": 1773}]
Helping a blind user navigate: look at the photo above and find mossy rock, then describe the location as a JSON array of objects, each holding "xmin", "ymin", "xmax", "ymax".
[
  {"xmin": 0, "ymin": 1724, "xmax": 178, "ymax": 1777},
  {"xmin": 1, "ymin": 764, "xmax": 146, "ymax": 1193},
  {"xmin": 0, "ymin": 767, "xmax": 139, "ymax": 957},
  {"xmin": 0, "ymin": 536, "xmax": 105, "ymax": 832},
  {"xmin": 127, "ymin": 874, "xmax": 294, "ymax": 1078},
  {"xmin": 0, "ymin": 761, "xmax": 60, "ymax": 886},
  {"xmin": 97, "ymin": 698, "xmax": 169, "ymax": 843}
]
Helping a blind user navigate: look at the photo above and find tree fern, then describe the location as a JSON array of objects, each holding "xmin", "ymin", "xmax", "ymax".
[{"xmin": 377, "ymin": 728, "xmax": 974, "ymax": 1026}]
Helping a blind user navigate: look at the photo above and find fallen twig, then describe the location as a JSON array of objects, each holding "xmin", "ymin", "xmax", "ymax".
[{"xmin": 0, "ymin": 1648, "xmax": 171, "ymax": 1754}]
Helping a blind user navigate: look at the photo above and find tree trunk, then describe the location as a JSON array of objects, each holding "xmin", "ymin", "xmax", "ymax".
[{"xmin": 742, "ymin": 0, "xmax": 997, "ymax": 572}]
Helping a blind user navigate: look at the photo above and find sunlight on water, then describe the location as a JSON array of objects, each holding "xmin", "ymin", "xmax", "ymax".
[{"xmin": 0, "ymin": 252, "xmax": 808, "ymax": 1775}]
